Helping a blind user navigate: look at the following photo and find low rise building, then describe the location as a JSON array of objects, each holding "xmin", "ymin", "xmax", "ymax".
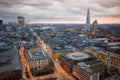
[
  {"xmin": 85, "ymin": 46, "xmax": 120, "ymax": 73},
  {"xmin": 26, "ymin": 50, "xmax": 53, "ymax": 73},
  {"xmin": 59, "ymin": 52, "xmax": 94, "ymax": 74},
  {"xmin": 0, "ymin": 20, "xmax": 2, "ymax": 31},
  {"xmin": 72, "ymin": 60, "xmax": 106, "ymax": 80},
  {"xmin": 0, "ymin": 47, "xmax": 22, "ymax": 80}
]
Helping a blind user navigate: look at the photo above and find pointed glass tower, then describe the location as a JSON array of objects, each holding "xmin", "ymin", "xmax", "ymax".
[
  {"xmin": 86, "ymin": 8, "xmax": 90, "ymax": 24},
  {"xmin": 85, "ymin": 8, "xmax": 91, "ymax": 31}
]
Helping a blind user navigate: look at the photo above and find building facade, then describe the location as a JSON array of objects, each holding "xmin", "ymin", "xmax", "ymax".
[
  {"xmin": 85, "ymin": 8, "xmax": 91, "ymax": 31},
  {"xmin": 26, "ymin": 50, "xmax": 53, "ymax": 73},
  {"xmin": 59, "ymin": 52, "xmax": 94, "ymax": 74},
  {"xmin": 0, "ymin": 20, "xmax": 2, "ymax": 30},
  {"xmin": 93, "ymin": 20, "xmax": 98, "ymax": 34},
  {"xmin": 85, "ymin": 46, "xmax": 120, "ymax": 72},
  {"xmin": 17, "ymin": 16, "xmax": 25, "ymax": 28},
  {"xmin": 72, "ymin": 60, "xmax": 105, "ymax": 80}
]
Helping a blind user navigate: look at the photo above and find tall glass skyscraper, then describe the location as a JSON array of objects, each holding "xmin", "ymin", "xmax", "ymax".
[
  {"xmin": 17, "ymin": 16, "xmax": 25, "ymax": 28},
  {"xmin": 0, "ymin": 20, "xmax": 2, "ymax": 30},
  {"xmin": 86, "ymin": 8, "xmax": 90, "ymax": 25},
  {"xmin": 85, "ymin": 8, "xmax": 91, "ymax": 31}
]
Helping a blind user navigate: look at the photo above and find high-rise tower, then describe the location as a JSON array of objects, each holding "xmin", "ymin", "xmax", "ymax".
[
  {"xmin": 93, "ymin": 20, "xmax": 98, "ymax": 34},
  {"xmin": 0, "ymin": 20, "xmax": 2, "ymax": 30},
  {"xmin": 86, "ymin": 8, "xmax": 90, "ymax": 25},
  {"xmin": 85, "ymin": 8, "xmax": 91, "ymax": 31},
  {"xmin": 17, "ymin": 16, "xmax": 25, "ymax": 28}
]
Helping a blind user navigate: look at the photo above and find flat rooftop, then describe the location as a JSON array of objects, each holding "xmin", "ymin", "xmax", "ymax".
[
  {"xmin": 77, "ymin": 60, "xmax": 105, "ymax": 73},
  {"xmin": 66, "ymin": 52, "xmax": 91, "ymax": 60},
  {"xmin": 77, "ymin": 60, "xmax": 102, "ymax": 67},
  {"xmin": 0, "ymin": 47, "xmax": 21, "ymax": 74},
  {"xmin": 97, "ymin": 50, "xmax": 120, "ymax": 58},
  {"xmin": 87, "ymin": 46, "xmax": 101, "ymax": 51},
  {"xmin": 26, "ymin": 50, "xmax": 49, "ymax": 61},
  {"xmin": 28, "ymin": 51, "xmax": 46, "ymax": 58}
]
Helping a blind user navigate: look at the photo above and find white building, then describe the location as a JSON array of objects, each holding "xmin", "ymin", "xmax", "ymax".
[{"xmin": 26, "ymin": 50, "xmax": 52, "ymax": 72}]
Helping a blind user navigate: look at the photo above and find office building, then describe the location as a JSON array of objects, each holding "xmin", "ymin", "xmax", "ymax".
[
  {"xmin": 26, "ymin": 50, "xmax": 53, "ymax": 73},
  {"xmin": 59, "ymin": 52, "xmax": 94, "ymax": 74},
  {"xmin": 86, "ymin": 8, "xmax": 90, "ymax": 25},
  {"xmin": 17, "ymin": 16, "xmax": 25, "ymax": 28},
  {"xmin": 0, "ymin": 48, "xmax": 22, "ymax": 80},
  {"xmin": 93, "ymin": 20, "xmax": 98, "ymax": 34},
  {"xmin": 85, "ymin": 46, "xmax": 120, "ymax": 72},
  {"xmin": 85, "ymin": 8, "xmax": 91, "ymax": 31},
  {"xmin": 0, "ymin": 20, "xmax": 2, "ymax": 30},
  {"xmin": 73, "ymin": 60, "xmax": 106, "ymax": 80}
]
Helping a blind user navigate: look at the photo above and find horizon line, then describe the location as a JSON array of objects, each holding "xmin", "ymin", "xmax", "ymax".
[{"xmin": 29, "ymin": 21, "xmax": 120, "ymax": 24}]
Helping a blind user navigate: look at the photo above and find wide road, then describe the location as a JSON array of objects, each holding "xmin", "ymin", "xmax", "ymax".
[
  {"xmin": 36, "ymin": 73, "xmax": 57, "ymax": 80},
  {"xmin": 19, "ymin": 42, "xmax": 35, "ymax": 80},
  {"xmin": 34, "ymin": 33, "xmax": 76, "ymax": 80}
]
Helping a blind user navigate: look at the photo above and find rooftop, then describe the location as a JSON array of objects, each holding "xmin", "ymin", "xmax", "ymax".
[
  {"xmin": 87, "ymin": 46, "xmax": 101, "ymax": 51},
  {"xmin": 97, "ymin": 50, "xmax": 120, "ymax": 58},
  {"xmin": 0, "ymin": 47, "xmax": 21, "ymax": 74},
  {"xmin": 28, "ymin": 51, "xmax": 46, "ymax": 58},
  {"xmin": 26, "ymin": 50, "xmax": 49, "ymax": 61},
  {"xmin": 66, "ymin": 52, "xmax": 91, "ymax": 60},
  {"xmin": 77, "ymin": 59, "xmax": 105, "ymax": 73},
  {"xmin": 17, "ymin": 16, "xmax": 25, "ymax": 19},
  {"xmin": 86, "ymin": 46, "xmax": 120, "ymax": 59}
]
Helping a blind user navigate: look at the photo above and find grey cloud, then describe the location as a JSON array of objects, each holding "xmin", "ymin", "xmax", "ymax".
[
  {"xmin": 0, "ymin": 0, "xmax": 120, "ymax": 23},
  {"xmin": 94, "ymin": 0, "xmax": 120, "ymax": 8},
  {"xmin": 0, "ymin": 0, "xmax": 53, "ymax": 7}
]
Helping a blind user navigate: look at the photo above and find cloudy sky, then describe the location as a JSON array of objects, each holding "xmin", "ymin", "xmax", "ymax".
[{"xmin": 0, "ymin": 0, "xmax": 120, "ymax": 24}]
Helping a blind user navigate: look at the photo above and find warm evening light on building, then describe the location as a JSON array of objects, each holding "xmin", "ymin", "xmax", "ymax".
[{"xmin": 0, "ymin": 0, "xmax": 120, "ymax": 80}]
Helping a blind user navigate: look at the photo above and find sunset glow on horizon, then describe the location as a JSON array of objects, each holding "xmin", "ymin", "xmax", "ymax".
[{"xmin": 29, "ymin": 17, "xmax": 120, "ymax": 24}]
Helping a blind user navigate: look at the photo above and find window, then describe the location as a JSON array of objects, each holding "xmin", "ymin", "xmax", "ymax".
[
  {"xmin": 39, "ymin": 61, "xmax": 40, "ymax": 64},
  {"xmin": 39, "ymin": 66, "xmax": 41, "ymax": 69}
]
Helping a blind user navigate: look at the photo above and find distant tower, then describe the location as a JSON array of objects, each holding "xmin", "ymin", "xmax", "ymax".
[
  {"xmin": 85, "ymin": 8, "xmax": 91, "ymax": 31},
  {"xmin": 17, "ymin": 16, "xmax": 25, "ymax": 28},
  {"xmin": 0, "ymin": 20, "xmax": 2, "ymax": 30},
  {"xmin": 93, "ymin": 20, "xmax": 98, "ymax": 34},
  {"xmin": 86, "ymin": 8, "xmax": 90, "ymax": 25}
]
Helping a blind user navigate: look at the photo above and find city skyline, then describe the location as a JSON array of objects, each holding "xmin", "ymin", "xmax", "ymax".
[{"xmin": 0, "ymin": 0, "xmax": 120, "ymax": 24}]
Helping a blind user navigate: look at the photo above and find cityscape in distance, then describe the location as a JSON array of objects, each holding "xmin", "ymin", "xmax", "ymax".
[{"xmin": 0, "ymin": 0, "xmax": 120, "ymax": 80}]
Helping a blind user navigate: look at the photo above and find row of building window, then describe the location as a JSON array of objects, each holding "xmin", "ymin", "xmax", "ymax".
[{"xmin": 85, "ymin": 48, "xmax": 120, "ymax": 68}]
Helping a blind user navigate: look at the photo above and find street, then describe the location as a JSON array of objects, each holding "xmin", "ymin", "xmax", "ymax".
[
  {"xmin": 35, "ymin": 33, "xmax": 76, "ymax": 80},
  {"xmin": 19, "ymin": 42, "xmax": 35, "ymax": 80},
  {"xmin": 19, "ymin": 32, "xmax": 76, "ymax": 80}
]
